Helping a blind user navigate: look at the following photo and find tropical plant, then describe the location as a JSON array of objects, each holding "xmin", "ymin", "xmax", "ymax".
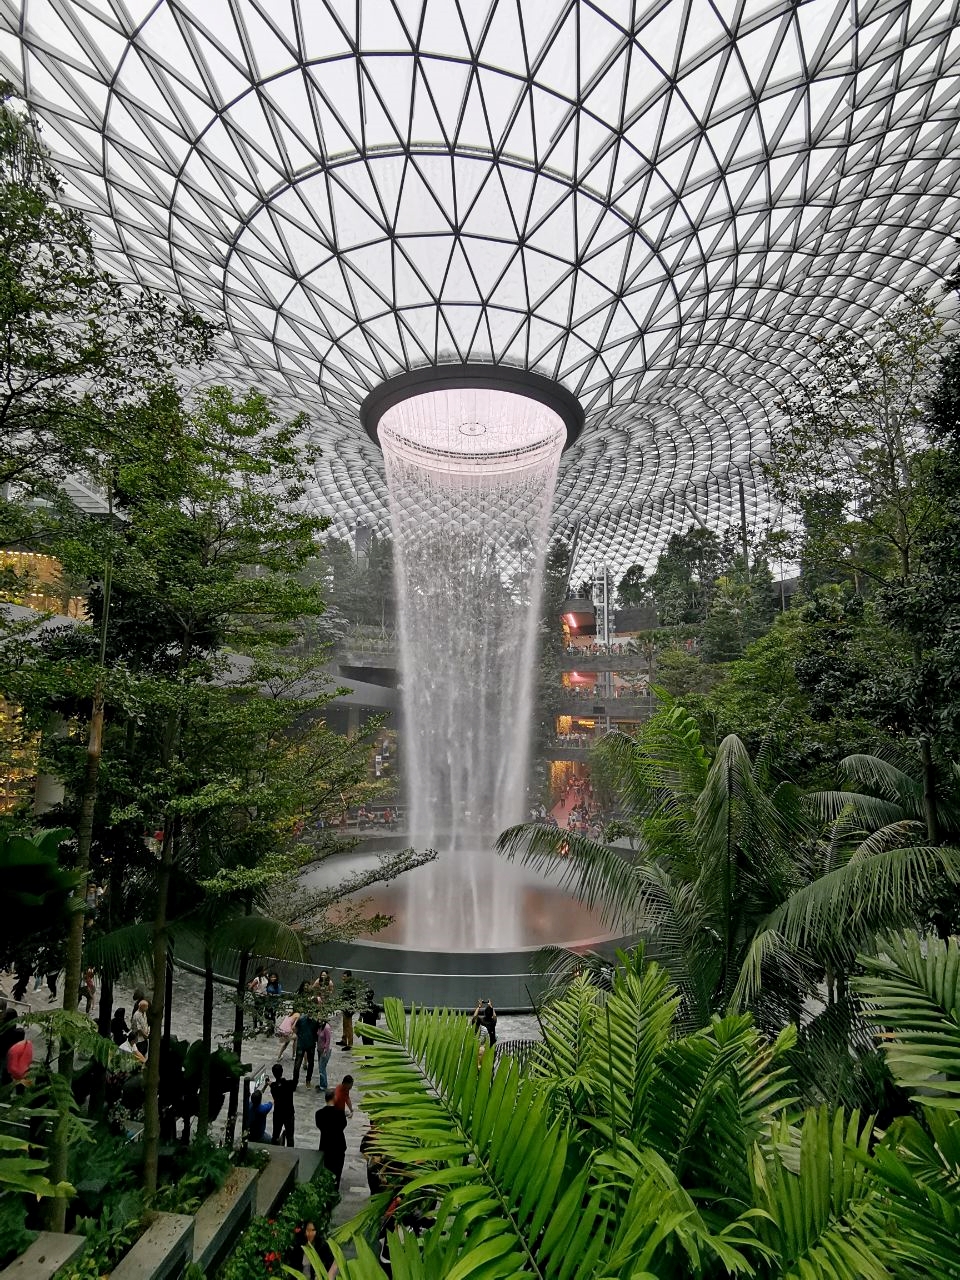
[
  {"xmin": 854, "ymin": 931, "xmax": 960, "ymax": 1278},
  {"xmin": 323, "ymin": 959, "xmax": 902, "ymax": 1279},
  {"xmin": 0, "ymin": 827, "xmax": 81, "ymax": 970},
  {"xmin": 499, "ymin": 700, "xmax": 960, "ymax": 1035}
]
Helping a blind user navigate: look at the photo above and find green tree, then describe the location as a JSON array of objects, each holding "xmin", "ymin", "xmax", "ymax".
[
  {"xmin": 618, "ymin": 527, "xmax": 738, "ymax": 625},
  {"xmin": 0, "ymin": 91, "xmax": 212, "ymax": 541},
  {"xmin": 499, "ymin": 700, "xmax": 960, "ymax": 1032},
  {"xmin": 700, "ymin": 558, "xmax": 776, "ymax": 663},
  {"xmin": 29, "ymin": 384, "xmax": 331, "ymax": 1192},
  {"xmin": 765, "ymin": 289, "xmax": 950, "ymax": 843}
]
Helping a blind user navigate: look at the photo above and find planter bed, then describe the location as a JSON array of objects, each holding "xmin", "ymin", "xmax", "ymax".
[
  {"xmin": 252, "ymin": 1147, "xmax": 300, "ymax": 1218},
  {"xmin": 0, "ymin": 1232, "xmax": 85, "ymax": 1278},
  {"xmin": 110, "ymin": 1213, "xmax": 194, "ymax": 1280},
  {"xmin": 191, "ymin": 1166, "xmax": 258, "ymax": 1276}
]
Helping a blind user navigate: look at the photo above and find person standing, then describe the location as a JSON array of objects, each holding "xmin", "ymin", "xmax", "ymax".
[
  {"xmin": 293, "ymin": 1008, "xmax": 318, "ymax": 1087},
  {"xmin": 315, "ymin": 1088, "xmax": 347, "ymax": 1188},
  {"xmin": 248, "ymin": 967, "xmax": 268, "ymax": 1033},
  {"xmin": 288, "ymin": 1221, "xmax": 334, "ymax": 1279},
  {"xmin": 473, "ymin": 998, "xmax": 497, "ymax": 1046},
  {"xmin": 310, "ymin": 970, "xmax": 334, "ymax": 1001},
  {"xmin": 266, "ymin": 972, "xmax": 283, "ymax": 1020},
  {"xmin": 315, "ymin": 1017, "xmax": 332, "ymax": 1091},
  {"xmin": 79, "ymin": 967, "xmax": 96, "ymax": 1015},
  {"xmin": 480, "ymin": 999, "xmax": 498, "ymax": 1046},
  {"xmin": 131, "ymin": 999, "xmax": 151, "ymax": 1055},
  {"xmin": 358, "ymin": 988, "xmax": 381, "ymax": 1045},
  {"xmin": 110, "ymin": 1008, "xmax": 129, "ymax": 1045},
  {"xmin": 269, "ymin": 1063, "xmax": 296, "ymax": 1146},
  {"xmin": 337, "ymin": 970, "xmax": 359, "ymax": 1050}
]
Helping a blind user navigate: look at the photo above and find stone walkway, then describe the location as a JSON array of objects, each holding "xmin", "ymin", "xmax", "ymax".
[{"xmin": 2, "ymin": 967, "xmax": 539, "ymax": 1232}]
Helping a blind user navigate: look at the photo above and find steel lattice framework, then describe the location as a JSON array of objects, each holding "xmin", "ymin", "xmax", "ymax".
[{"xmin": 2, "ymin": 0, "xmax": 959, "ymax": 574}]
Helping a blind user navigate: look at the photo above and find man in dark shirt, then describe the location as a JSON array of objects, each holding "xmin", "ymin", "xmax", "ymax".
[
  {"xmin": 293, "ymin": 1010, "xmax": 318, "ymax": 1087},
  {"xmin": 315, "ymin": 1087, "xmax": 348, "ymax": 1187},
  {"xmin": 269, "ymin": 1063, "xmax": 295, "ymax": 1146}
]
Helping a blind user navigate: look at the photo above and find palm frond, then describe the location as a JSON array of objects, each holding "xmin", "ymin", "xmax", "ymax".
[
  {"xmin": 762, "ymin": 847, "xmax": 960, "ymax": 966},
  {"xmin": 645, "ymin": 1014, "xmax": 797, "ymax": 1206},
  {"xmin": 855, "ymin": 931, "xmax": 960, "ymax": 1109},
  {"xmin": 530, "ymin": 971, "xmax": 604, "ymax": 1091},
  {"xmin": 806, "ymin": 790, "xmax": 916, "ymax": 831},
  {"xmin": 346, "ymin": 999, "xmax": 614, "ymax": 1278},
  {"xmin": 752, "ymin": 1107, "xmax": 890, "ymax": 1278},
  {"xmin": 839, "ymin": 754, "xmax": 924, "ymax": 813},
  {"xmin": 730, "ymin": 927, "xmax": 812, "ymax": 1014},
  {"xmin": 497, "ymin": 822, "xmax": 648, "ymax": 931},
  {"xmin": 598, "ymin": 959, "xmax": 683, "ymax": 1137},
  {"xmin": 870, "ymin": 1111, "xmax": 960, "ymax": 1279},
  {"xmin": 210, "ymin": 913, "xmax": 308, "ymax": 967},
  {"xmin": 86, "ymin": 921, "xmax": 156, "ymax": 982}
]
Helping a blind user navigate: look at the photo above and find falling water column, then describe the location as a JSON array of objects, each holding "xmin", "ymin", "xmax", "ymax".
[{"xmin": 371, "ymin": 381, "xmax": 568, "ymax": 949}]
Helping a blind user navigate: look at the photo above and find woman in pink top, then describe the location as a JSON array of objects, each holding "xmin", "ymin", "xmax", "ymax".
[{"xmin": 275, "ymin": 1010, "xmax": 299, "ymax": 1059}]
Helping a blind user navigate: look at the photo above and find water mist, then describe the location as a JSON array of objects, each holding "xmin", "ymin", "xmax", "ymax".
[{"xmin": 377, "ymin": 384, "xmax": 565, "ymax": 949}]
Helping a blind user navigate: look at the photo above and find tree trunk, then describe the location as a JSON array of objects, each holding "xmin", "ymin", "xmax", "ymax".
[
  {"xmin": 224, "ymin": 949, "xmax": 250, "ymax": 1147},
  {"xmin": 196, "ymin": 946, "xmax": 214, "ymax": 1141},
  {"xmin": 142, "ymin": 823, "xmax": 176, "ymax": 1195},
  {"xmin": 920, "ymin": 736, "xmax": 940, "ymax": 845},
  {"xmin": 44, "ymin": 684, "xmax": 107, "ymax": 1231},
  {"xmin": 163, "ymin": 952, "xmax": 174, "ymax": 1049}
]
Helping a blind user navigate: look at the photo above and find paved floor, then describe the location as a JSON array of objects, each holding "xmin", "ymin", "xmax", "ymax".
[{"xmin": 2, "ymin": 967, "xmax": 539, "ymax": 1231}]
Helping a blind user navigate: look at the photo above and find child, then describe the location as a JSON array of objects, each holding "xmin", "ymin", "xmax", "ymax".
[{"xmin": 333, "ymin": 1073, "xmax": 354, "ymax": 1118}]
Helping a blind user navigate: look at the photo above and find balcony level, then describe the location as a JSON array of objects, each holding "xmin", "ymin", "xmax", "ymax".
[
  {"xmin": 557, "ymin": 693, "xmax": 657, "ymax": 720},
  {"xmin": 560, "ymin": 649, "xmax": 652, "ymax": 672}
]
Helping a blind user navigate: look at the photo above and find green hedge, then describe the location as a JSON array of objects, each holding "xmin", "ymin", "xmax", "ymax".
[{"xmin": 218, "ymin": 1163, "xmax": 338, "ymax": 1279}]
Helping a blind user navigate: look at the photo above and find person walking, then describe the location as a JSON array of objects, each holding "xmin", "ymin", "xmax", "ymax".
[
  {"xmin": 275, "ymin": 1009, "xmax": 299, "ymax": 1060},
  {"xmin": 333, "ymin": 1073, "xmax": 354, "ymax": 1118},
  {"xmin": 269, "ymin": 1063, "xmax": 296, "ymax": 1146},
  {"xmin": 315, "ymin": 1088, "xmax": 348, "ymax": 1188},
  {"xmin": 293, "ymin": 1008, "xmax": 318, "ymax": 1087},
  {"xmin": 11, "ymin": 963, "xmax": 31, "ymax": 1003},
  {"xmin": 315, "ymin": 1017, "xmax": 332, "ymax": 1091}
]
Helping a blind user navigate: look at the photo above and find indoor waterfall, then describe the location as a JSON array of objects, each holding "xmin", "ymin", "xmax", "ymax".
[{"xmin": 378, "ymin": 385, "xmax": 566, "ymax": 949}]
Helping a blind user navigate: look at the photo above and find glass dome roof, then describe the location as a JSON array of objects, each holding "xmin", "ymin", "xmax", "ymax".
[{"xmin": 3, "ymin": 0, "xmax": 959, "ymax": 573}]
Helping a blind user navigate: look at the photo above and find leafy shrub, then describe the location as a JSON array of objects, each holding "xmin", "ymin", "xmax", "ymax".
[
  {"xmin": 154, "ymin": 1139, "xmax": 232, "ymax": 1215},
  {"xmin": 0, "ymin": 1192, "xmax": 35, "ymax": 1268},
  {"xmin": 218, "ymin": 1163, "xmax": 338, "ymax": 1279},
  {"xmin": 235, "ymin": 1142, "xmax": 271, "ymax": 1172},
  {"xmin": 57, "ymin": 1191, "xmax": 145, "ymax": 1279}
]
